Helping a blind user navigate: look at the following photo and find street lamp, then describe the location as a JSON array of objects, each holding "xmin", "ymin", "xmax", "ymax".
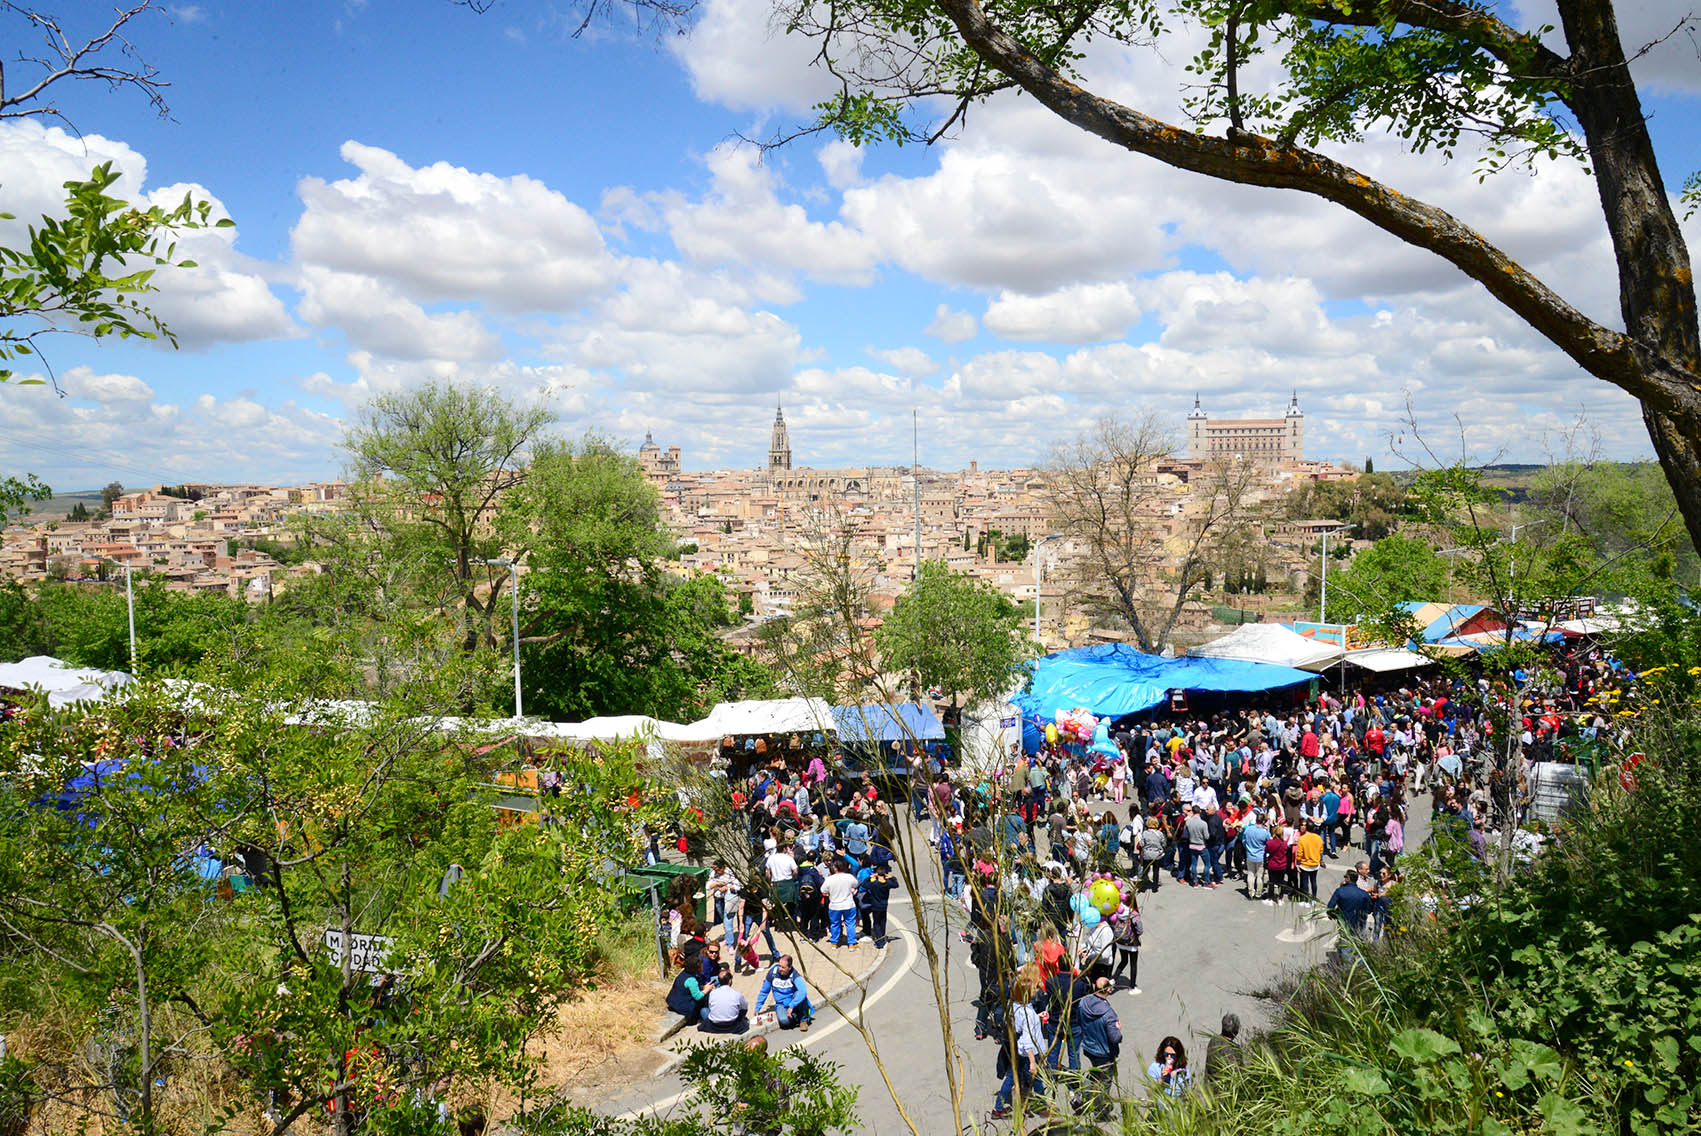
[
  {"xmin": 91, "ymin": 555, "xmax": 137, "ymax": 672},
  {"xmin": 1033, "ymin": 532, "xmax": 1065, "ymax": 648},
  {"xmin": 484, "ymin": 558, "xmax": 522, "ymax": 719},
  {"xmin": 1318, "ymin": 524, "xmax": 1356, "ymax": 623}
]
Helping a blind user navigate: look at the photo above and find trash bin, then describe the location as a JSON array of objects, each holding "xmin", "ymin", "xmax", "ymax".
[{"xmin": 624, "ymin": 862, "xmax": 711, "ymax": 922}]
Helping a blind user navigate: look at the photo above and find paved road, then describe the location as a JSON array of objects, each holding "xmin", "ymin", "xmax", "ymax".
[{"xmin": 603, "ymin": 800, "xmax": 1431, "ymax": 1133}]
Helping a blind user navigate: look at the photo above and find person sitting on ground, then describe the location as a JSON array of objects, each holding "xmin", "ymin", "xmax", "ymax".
[
  {"xmin": 699, "ymin": 962, "xmax": 751, "ymax": 1034},
  {"xmin": 665, "ymin": 956, "xmax": 716, "ymax": 1025},
  {"xmin": 754, "ymin": 954, "xmax": 814, "ymax": 1032}
]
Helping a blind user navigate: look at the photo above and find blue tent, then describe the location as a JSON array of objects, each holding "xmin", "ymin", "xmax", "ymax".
[
  {"xmin": 832, "ymin": 703, "xmax": 946, "ymax": 743},
  {"xmin": 1014, "ymin": 643, "xmax": 1316, "ymax": 751}
]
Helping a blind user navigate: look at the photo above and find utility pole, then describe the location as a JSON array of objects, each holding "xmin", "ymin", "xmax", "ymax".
[
  {"xmin": 1034, "ymin": 532, "xmax": 1064, "ymax": 649},
  {"xmin": 1318, "ymin": 524, "xmax": 1355, "ymax": 623},
  {"xmin": 484, "ymin": 558, "xmax": 522, "ymax": 718}
]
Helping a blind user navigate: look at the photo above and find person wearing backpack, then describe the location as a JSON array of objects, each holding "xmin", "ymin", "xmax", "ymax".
[
  {"xmin": 1111, "ymin": 902, "xmax": 1143, "ymax": 993},
  {"xmin": 1074, "ymin": 976, "xmax": 1123, "ymax": 1119}
]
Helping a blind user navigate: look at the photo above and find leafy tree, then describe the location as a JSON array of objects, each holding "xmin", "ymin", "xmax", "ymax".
[
  {"xmin": 770, "ymin": 0, "xmax": 1701, "ymax": 556},
  {"xmin": 1364, "ymin": 457, "xmax": 1375, "ymax": 475},
  {"xmin": 1319, "ymin": 534, "xmax": 1450, "ymax": 622},
  {"xmin": 1285, "ymin": 473, "xmax": 1411, "ymax": 541},
  {"xmin": 515, "ymin": 438, "xmax": 775, "ymax": 720},
  {"xmin": 1526, "ymin": 460, "xmax": 1701, "ymax": 590},
  {"xmin": 0, "ymin": 472, "xmax": 49, "ymax": 526},
  {"xmin": 101, "ymin": 480, "xmax": 125, "ymax": 511},
  {"xmin": 874, "ymin": 559, "xmax": 1035, "ymax": 715},
  {"xmin": 0, "ymin": 667, "xmax": 667, "ymax": 1136},
  {"xmin": 67, "ymin": 500, "xmax": 91, "ymax": 522},
  {"xmin": 2, "ymin": 165, "xmax": 229, "ymax": 388},
  {"xmin": 340, "ymin": 382, "xmax": 555, "ymax": 654},
  {"xmin": 0, "ymin": 577, "xmax": 253, "ymax": 671}
]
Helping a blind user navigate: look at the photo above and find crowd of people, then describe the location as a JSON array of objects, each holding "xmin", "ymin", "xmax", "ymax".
[{"xmin": 655, "ymin": 641, "xmax": 1629, "ymax": 1116}]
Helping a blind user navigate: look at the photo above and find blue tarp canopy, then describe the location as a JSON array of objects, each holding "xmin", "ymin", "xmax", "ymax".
[
  {"xmin": 832, "ymin": 703, "xmax": 946, "ymax": 743},
  {"xmin": 1014, "ymin": 644, "xmax": 1316, "ymax": 751}
]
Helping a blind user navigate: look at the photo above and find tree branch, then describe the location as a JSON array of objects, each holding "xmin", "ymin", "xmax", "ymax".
[{"xmin": 928, "ymin": 0, "xmax": 1697, "ymax": 411}]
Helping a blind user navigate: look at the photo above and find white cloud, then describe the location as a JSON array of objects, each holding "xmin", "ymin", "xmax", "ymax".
[
  {"xmin": 818, "ymin": 140, "xmax": 866, "ymax": 190},
  {"xmin": 865, "ymin": 345, "xmax": 937, "ymax": 377},
  {"xmin": 291, "ymin": 141, "xmax": 617, "ymax": 312},
  {"xmin": 170, "ymin": 5, "xmax": 206, "ymax": 22},
  {"xmin": 925, "ymin": 304, "xmax": 977, "ymax": 343},
  {"xmin": 657, "ymin": 145, "xmax": 876, "ymax": 285},
  {"xmin": 670, "ymin": 0, "xmax": 838, "ymax": 113},
  {"xmin": 63, "ymin": 367, "xmax": 155, "ymax": 404},
  {"xmin": 842, "ymin": 145, "xmax": 1174, "ymax": 291},
  {"xmin": 983, "ymin": 282, "xmax": 1143, "ymax": 343},
  {"xmin": 2, "ymin": 370, "xmax": 344, "ymax": 487},
  {"xmin": 296, "ymin": 267, "xmax": 504, "ymax": 362}
]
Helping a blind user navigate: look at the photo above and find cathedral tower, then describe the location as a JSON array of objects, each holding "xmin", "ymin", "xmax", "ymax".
[{"xmin": 768, "ymin": 403, "xmax": 793, "ymax": 471}]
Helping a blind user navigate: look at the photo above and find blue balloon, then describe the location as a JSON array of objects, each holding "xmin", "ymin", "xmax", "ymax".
[{"xmin": 1080, "ymin": 906, "xmax": 1101, "ymax": 927}]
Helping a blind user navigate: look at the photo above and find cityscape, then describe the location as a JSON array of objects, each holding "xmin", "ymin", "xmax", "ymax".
[{"xmin": 3, "ymin": 3, "xmax": 1699, "ymax": 1136}]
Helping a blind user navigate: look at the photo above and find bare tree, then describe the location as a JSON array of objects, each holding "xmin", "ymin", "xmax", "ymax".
[
  {"xmin": 1048, "ymin": 414, "xmax": 1261, "ymax": 653},
  {"xmin": 1, "ymin": 2, "xmax": 171, "ymax": 128}
]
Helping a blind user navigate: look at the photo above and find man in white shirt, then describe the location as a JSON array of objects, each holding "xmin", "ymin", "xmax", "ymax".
[
  {"xmin": 698, "ymin": 963, "xmax": 750, "ymax": 1033},
  {"xmin": 765, "ymin": 846, "xmax": 798, "ymax": 884},
  {"xmin": 820, "ymin": 858, "xmax": 860, "ymax": 947}
]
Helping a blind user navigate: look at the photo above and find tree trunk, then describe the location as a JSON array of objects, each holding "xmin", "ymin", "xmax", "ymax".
[{"xmin": 1557, "ymin": 0, "xmax": 1701, "ymax": 559}]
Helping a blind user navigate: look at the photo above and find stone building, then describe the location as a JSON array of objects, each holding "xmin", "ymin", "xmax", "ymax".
[{"xmin": 1186, "ymin": 393, "xmax": 1305, "ymax": 464}]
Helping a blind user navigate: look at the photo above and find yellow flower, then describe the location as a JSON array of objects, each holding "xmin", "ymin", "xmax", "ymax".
[
  {"xmin": 1495, "ymin": 1091, "xmax": 1504, "ymax": 1098},
  {"xmin": 1624, "ymin": 1059, "xmax": 1634, "ymax": 1068}
]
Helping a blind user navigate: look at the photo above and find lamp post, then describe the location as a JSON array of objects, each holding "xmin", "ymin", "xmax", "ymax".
[
  {"xmin": 92, "ymin": 555, "xmax": 137, "ymax": 671},
  {"xmin": 1033, "ymin": 532, "xmax": 1065, "ymax": 648},
  {"xmin": 1318, "ymin": 525, "xmax": 1355, "ymax": 623},
  {"xmin": 485, "ymin": 558, "xmax": 522, "ymax": 719}
]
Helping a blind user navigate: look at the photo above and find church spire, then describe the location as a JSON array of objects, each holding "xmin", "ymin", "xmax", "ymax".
[{"xmin": 768, "ymin": 401, "xmax": 792, "ymax": 471}]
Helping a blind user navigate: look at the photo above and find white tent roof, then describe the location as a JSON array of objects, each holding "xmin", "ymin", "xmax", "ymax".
[
  {"xmin": 1342, "ymin": 647, "xmax": 1434, "ymax": 672},
  {"xmin": 1189, "ymin": 624, "xmax": 1344, "ymax": 671},
  {"xmin": 0, "ymin": 655, "xmax": 134, "ymax": 707},
  {"xmin": 679, "ymin": 697, "xmax": 837, "ymax": 742}
]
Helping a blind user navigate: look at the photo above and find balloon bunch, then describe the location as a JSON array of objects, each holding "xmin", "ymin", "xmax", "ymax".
[
  {"xmin": 1072, "ymin": 872, "xmax": 1132, "ymax": 927},
  {"xmin": 1053, "ymin": 708, "xmax": 1098, "ymax": 745}
]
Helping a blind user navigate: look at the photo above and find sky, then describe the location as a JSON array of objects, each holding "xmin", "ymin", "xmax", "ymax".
[{"xmin": 2, "ymin": 0, "xmax": 1699, "ymax": 490}]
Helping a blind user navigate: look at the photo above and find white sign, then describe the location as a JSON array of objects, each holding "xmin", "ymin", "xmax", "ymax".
[{"xmin": 323, "ymin": 929, "xmax": 398, "ymax": 974}]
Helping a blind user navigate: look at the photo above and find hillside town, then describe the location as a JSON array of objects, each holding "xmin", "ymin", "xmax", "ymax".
[{"xmin": 1, "ymin": 399, "xmax": 1354, "ymax": 647}]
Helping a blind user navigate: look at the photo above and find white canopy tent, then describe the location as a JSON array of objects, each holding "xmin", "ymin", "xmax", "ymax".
[
  {"xmin": 1341, "ymin": 647, "xmax": 1435, "ymax": 672},
  {"xmin": 0, "ymin": 655, "xmax": 134, "ymax": 707},
  {"xmin": 1189, "ymin": 623, "xmax": 1345, "ymax": 671},
  {"xmin": 677, "ymin": 697, "xmax": 837, "ymax": 743}
]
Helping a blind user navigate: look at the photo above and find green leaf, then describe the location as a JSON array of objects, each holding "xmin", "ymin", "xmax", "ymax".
[
  {"xmin": 1391, "ymin": 1027, "xmax": 1462, "ymax": 1063},
  {"xmin": 1653, "ymin": 1035, "xmax": 1679, "ymax": 1070},
  {"xmin": 1341, "ymin": 1066, "xmax": 1391, "ymax": 1095},
  {"xmin": 1481, "ymin": 1119, "xmax": 1513, "ymax": 1136},
  {"xmin": 1538, "ymin": 1092, "xmax": 1590, "ymax": 1136},
  {"xmin": 1509, "ymin": 1038, "xmax": 1564, "ymax": 1083}
]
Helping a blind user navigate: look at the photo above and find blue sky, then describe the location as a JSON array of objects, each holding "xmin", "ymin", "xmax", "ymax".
[{"xmin": 2, "ymin": 0, "xmax": 1698, "ymax": 489}]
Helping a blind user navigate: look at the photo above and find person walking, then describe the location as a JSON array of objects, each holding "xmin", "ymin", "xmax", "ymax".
[
  {"xmin": 1074, "ymin": 976, "xmax": 1123, "ymax": 1119},
  {"xmin": 1136, "ymin": 815, "xmax": 1166, "ymax": 893},
  {"xmin": 1111, "ymin": 901, "xmax": 1142, "ymax": 994},
  {"xmin": 990, "ymin": 971, "xmax": 1046, "ymax": 1120}
]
